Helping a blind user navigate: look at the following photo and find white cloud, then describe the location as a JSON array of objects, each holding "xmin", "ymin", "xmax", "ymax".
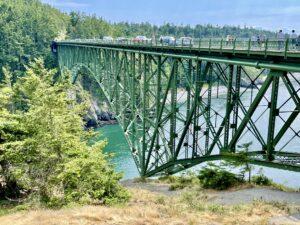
[{"xmin": 41, "ymin": 0, "xmax": 90, "ymax": 8}]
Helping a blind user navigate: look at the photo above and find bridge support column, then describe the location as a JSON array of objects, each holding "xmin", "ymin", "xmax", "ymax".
[
  {"xmin": 155, "ymin": 56, "xmax": 162, "ymax": 167},
  {"xmin": 185, "ymin": 59, "xmax": 192, "ymax": 158},
  {"xmin": 205, "ymin": 64, "xmax": 213, "ymax": 154},
  {"xmin": 192, "ymin": 60, "xmax": 202, "ymax": 157},
  {"xmin": 141, "ymin": 54, "xmax": 148, "ymax": 176},
  {"xmin": 169, "ymin": 59, "xmax": 178, "ymax": 160},
  {"xmin": 223, "ymin": 64, "xmax": 234, "ymax": 151},
  {"xmin": 267, "ymin": 71, "xmax": 281, "ymax": 161},
  {"xmin": 231, "ymin": 65, "xmax": 242, "ymax": 152}
]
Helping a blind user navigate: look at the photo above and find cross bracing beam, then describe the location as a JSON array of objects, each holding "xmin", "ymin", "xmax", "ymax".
[{"xmin": 53, "ymin": 41, "xmax": 300, "ymax": 176}]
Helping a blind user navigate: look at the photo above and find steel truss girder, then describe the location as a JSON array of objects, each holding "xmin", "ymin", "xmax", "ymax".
[{"xmin": 56, "ymin": 44, "xmax": 300, "ymax": 176}]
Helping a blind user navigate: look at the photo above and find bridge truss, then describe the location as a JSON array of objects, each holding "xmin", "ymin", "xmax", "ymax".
[{"xmin": 53, "ymin": 40, "xmax": 300, "ymax": 176}]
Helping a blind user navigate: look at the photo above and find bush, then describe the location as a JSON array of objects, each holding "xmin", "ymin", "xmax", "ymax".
[
  {"xmin": 198, "ymin": 164, "xmax": 242, "ymax": 190},
  {"xmin": 0, "ymin": 60, "xmax": 129, "ymax": 207},
  {"xmin": 251, "ymin": 174, "xmax": 272, "ymax": 186},
  {"xmin": 159, "ymin": 173, "xmax": 199, "ymax": 191}
]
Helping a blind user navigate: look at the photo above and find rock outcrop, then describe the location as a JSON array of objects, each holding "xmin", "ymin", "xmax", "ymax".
[{"xmin": 84, "ymin": 98, "xmax": 117, "ymax": 128}]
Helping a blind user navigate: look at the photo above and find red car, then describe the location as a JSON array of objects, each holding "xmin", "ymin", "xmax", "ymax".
[{"xmin": 133, "ymin": 35, "xmax": 151, "ymax": 43}]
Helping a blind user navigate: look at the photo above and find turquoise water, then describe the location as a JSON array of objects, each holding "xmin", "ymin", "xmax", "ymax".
[
  {"xmin": 95, "ymin": 124, "xmax": 300, "ymax": 188},
  {"xmin": 95, "ymin": 125, "xmax": 139, "ymax": 179}
]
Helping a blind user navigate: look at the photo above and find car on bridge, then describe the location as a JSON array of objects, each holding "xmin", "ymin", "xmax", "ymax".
[
  {"xmin": 177, "ymin": 37, "xmax": 193, "ymax": 46},
  {"xmin": 159, "ymin": 36, "xmax": 176, "ymax": 45},
  {"xmin": 133, "ymin": 35, "xmax": 151, "ymax": 44},
  {"xmin": 103, "ymin": 36, "xmax": 114, "ymax": 42},
  {"xmin": 116, "ymin": 37, "xmax": 128, "ymax": 44}
]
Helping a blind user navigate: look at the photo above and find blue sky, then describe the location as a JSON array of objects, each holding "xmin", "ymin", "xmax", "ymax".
[{"xmin": 42, "ymin": 0, "xmax": 300, "ymax": 31}]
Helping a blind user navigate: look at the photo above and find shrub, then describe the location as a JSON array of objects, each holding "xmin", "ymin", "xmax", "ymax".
[
  {"xmin": 159, "ymin": 173, "xmax": 199, "ymax": 191},
  {"xmin": 251, "ymin": 174, "xmax": 272, "ymax": 186},
  {"xmin": 198, "ymin": 164, "xmax": 242, "ymax": 190},
  {"xmin": 0, "ymin": 60, "xmax": 129, "ymax": 207}
]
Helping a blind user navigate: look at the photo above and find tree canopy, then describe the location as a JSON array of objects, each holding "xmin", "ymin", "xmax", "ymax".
[
  {"xmin": 0, "ymin": 59, "xmax": 129, "ymax": 207},
  {"xmin": 0, "ymin": 0, "xmax": 69, "ymax": 80}
]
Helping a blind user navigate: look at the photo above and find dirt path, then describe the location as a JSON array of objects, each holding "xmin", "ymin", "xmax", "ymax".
[
  {"xmin": 122, "ymin": 179, "xmax": 300, "ymax": 224},
  {"xmin": 121, "ymin": 179, "xmax": 300, "ymax": 205},
  {"xmin": 121, "ymin": 179, "xmax": 180, "ymax": 196},
  {"xmin": 210, "ymin": 187, "xmax": 300, "ymax": 205}
]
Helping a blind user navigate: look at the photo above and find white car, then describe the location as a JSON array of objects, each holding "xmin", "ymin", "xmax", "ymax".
[
  {"xmin": 116, "ymin": 37, "xmax": 128, "ymax": 43},
  {"xmin": 177, "ymin": 37, "xmax": 193, "ymax": 46},
  {"xmin": 103, "ymin": 36, "xmax": 114, "ymax": 42}
]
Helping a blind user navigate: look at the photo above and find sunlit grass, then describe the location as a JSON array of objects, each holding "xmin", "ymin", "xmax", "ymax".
[{"xmin": 0, "ymin": 188, "xmax": 298, "ymax": 225}]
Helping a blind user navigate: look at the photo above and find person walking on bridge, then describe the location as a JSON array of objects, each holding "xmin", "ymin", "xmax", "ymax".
[
  {"xmin": 297, "ymin": 35, "xmax": 300, "ymax": 50},
  {"xmin": 290, "ymin": 30, "xmax": 297, "ymax": 50},
  {"xmin": 277, "ymin": 30, "xmax": 285, "ymax": 50}
]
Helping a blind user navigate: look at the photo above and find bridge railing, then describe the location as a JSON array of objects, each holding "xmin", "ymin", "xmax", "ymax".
[{"xmin": 62, "ymin": 37, "xmax": 300, "ymax": 57}]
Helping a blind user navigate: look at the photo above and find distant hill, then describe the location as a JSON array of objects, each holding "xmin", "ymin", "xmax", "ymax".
[{"xmin": 112, "ymin": 22, "xmax": 275, "ymax": 39}]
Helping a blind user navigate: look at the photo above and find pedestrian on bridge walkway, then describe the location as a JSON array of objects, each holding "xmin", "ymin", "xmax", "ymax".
[
  {"xmin": 297, "ymin": 35, "xmax": 300, "ymax": 50},
  {"xmin": 277, "ymin": 30, "xmax": 285, "ymax": 50},
  {"xmin": 290, "ymin": 30, "xmax": 298, "ymax": 50}
]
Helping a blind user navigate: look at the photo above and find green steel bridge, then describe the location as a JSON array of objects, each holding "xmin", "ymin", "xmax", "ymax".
[{"xmin": 52, "ymin": 38, "xmax": 300, "ymax": 177}]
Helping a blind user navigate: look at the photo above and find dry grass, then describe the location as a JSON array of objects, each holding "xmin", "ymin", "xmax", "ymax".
[{"xmin": 0, "ymin": 188, "xmax": 297, "ymax": 225}]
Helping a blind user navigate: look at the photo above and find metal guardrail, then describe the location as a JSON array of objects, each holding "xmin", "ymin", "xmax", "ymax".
[{"xmin": 58, "ymin": 38, "xmax": 300, "ymax": 58}]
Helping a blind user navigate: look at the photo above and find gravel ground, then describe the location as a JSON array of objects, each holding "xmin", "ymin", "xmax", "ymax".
[
  {"xmin": 211, "ymin": 187, "xmax": 300, "ymax": 205},
  {"xmin": 121, "ymin": 179, "xmax": 180, "ymax": 196},
  {"xmin": 122, "ymin": 179, "xmax": 300, "ymax": 224},
  {"xmin": 121, "ymin": 179, "xmax": 300, "ymax": 205}
]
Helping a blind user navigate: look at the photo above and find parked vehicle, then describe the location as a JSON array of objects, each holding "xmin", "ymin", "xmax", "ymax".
[
  {"xmin": 116, "ymin": 37, "xmax": 128, "ymax": 43},
  {"xmin": 133, "ymin": 35, "xmax": 150, "ymax": 43},
  {"xmin": 177, "ymin": 37, "xmax": 193, "ymax": 46},
  {"xmin": 159, "ymin": 36, "xmax": 175, "ymax": 45},
  {"xmin": 103, "ymin": 36, "xmax": 114, "ymax": 42}
]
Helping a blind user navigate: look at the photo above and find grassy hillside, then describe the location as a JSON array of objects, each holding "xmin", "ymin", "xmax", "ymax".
[{"xmin": 0, "ymin": 187, "xmax": 298, "ymax": 225}]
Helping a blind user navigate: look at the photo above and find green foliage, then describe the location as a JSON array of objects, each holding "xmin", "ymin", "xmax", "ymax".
[
  {"xmin": 113, "ymin": 22, "xmax": 274, "ymax": 39},
  {"xmin": 198, "ymin": 163, "xmax": 242, "ymax": 190},
  {"xmin": 224, "ymin": 142, "xmax": 254, "ymax": 182},
  {"xmin": 67, "ymin": 12, "xmax": 111, "ymax": 39},
  {"xmin": 0, "ymin": 0, "xmax": 69, "ymax": 80},
  {"xmin": 0, "ymin": 59, "xmax": 129, "ymax": 207},
  {"xmin": 251, "ymin": 174, "xmax": 272, "ymax": 186},
  {"xmin": 158, "ymin": 172, "xmax": 199, "ymax": 190}
]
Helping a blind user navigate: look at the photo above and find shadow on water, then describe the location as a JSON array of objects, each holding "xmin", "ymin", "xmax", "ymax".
[{"xmin": 94, "ymin": 124, "xmax": 139, "ymax": 180}]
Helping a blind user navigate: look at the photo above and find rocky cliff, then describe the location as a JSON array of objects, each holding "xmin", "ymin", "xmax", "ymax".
[{"xmin": 84, "ymin": 98, "xmax": 117, "ymax": 128}]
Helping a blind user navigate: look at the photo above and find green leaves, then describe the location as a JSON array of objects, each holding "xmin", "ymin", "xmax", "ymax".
[
  {"xmin": 198, "ymin": 163, "xmax": 242, "ymax": 190},
  {"xmin": 0, "ymin": 0, "xmax": 68, "ymax": 80},
  {"xmin": 0, "ymin": 59, "xmax": 129, "ymax": 207}
]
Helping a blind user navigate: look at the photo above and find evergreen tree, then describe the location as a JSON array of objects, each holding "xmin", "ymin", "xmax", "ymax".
[{"xmin": 0, "ymin": 59, "xmax": 129, "ymax": 207}]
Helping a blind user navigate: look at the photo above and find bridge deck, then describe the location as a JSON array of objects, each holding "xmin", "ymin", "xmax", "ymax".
[{"xmin": 56, "ymin": 39, "xmax": 300, "ymax": 64}]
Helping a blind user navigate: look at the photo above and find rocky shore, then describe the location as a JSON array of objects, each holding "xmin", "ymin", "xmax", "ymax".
[{"xmin": 84, "ymin": 99, "xmax": 117, "ymax": 128}]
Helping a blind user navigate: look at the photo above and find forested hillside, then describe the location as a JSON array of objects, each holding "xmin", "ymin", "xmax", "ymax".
[
  {"xmin": 113, "ymin": 22, "xmax": 275, "ymax": 39},
  {"xmin": 0, "ymin": 0, "xmax": 68, "ymax": 80},
  {"xmin": 0, "ymin": 0, "xmax": 274, "ymax": 80}
]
